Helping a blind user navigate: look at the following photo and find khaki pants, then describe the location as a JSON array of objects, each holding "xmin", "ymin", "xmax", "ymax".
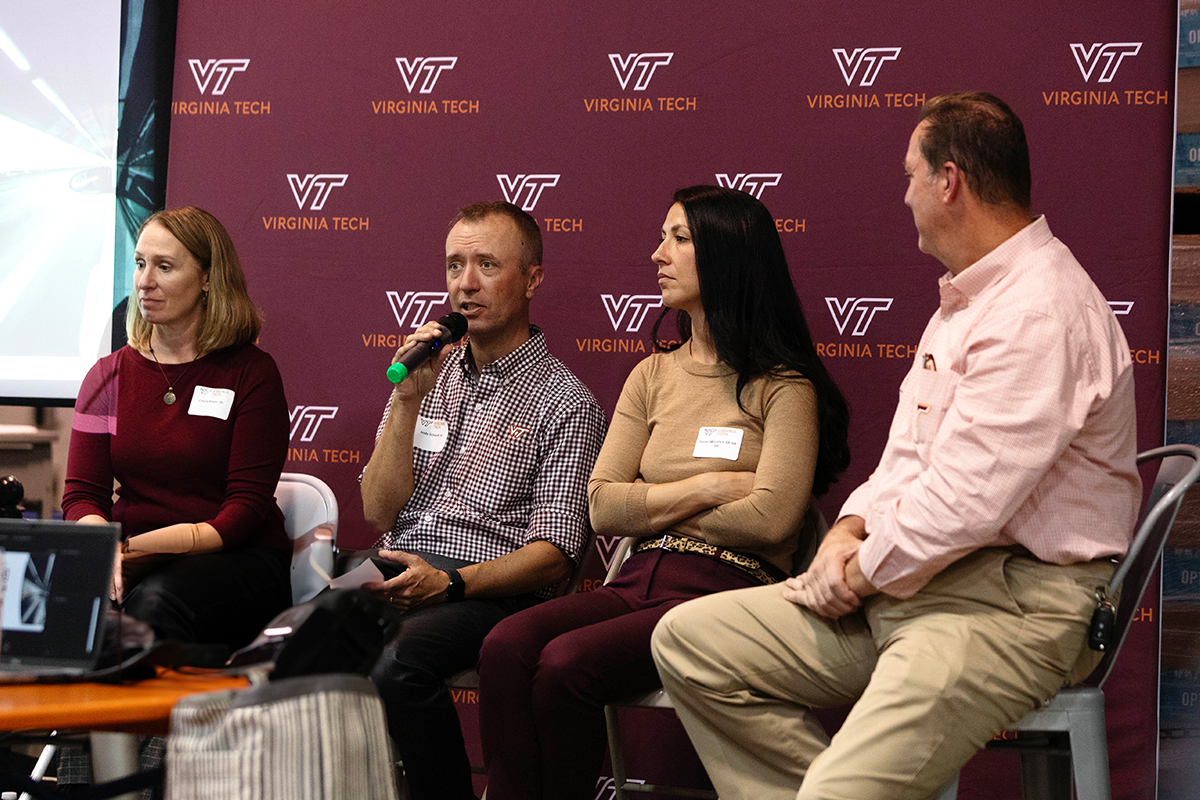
[{"xmin": 651, "ymin": 549, "xmax": 1112, "ymax": 800}]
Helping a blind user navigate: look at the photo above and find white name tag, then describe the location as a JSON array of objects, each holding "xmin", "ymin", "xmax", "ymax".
[
  {"xmin": 413, "ymin": 416, "xmax": 449, "ymax": 452},
  {"xmin": 188, "ymin": 386, "xmax": 235, "ymax": 420},
  {"xmin": 692, "ymin": 426, "xmax": 744, "ymax": 461}
]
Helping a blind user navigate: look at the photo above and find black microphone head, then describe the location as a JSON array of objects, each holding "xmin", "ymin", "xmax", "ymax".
[{"xmin": 437, "ymin": 312, "xmax": 468, "ymax": 342}]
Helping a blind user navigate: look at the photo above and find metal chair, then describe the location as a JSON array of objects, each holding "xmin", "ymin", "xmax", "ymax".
[
  {"xmin": 274, "ymin": 472, "xmax": 339, "ymax": 604},
  {"xmin": 603, "ymin": 507, "xmax": 829, "ymax": 800},
  {"xmin": 934, "ymin": 443, "xmax": 1200, "ymax": 800}
]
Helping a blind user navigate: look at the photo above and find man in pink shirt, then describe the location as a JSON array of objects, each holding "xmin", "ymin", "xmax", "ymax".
[{"xmin": 651, "ymin": 92, "xmax": 1141, "ymax": 800}]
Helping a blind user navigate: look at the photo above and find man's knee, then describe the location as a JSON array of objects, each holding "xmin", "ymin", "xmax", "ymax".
[{"xmin": 371, "ymin": 639, "xmax": 451, "ymax": 710}]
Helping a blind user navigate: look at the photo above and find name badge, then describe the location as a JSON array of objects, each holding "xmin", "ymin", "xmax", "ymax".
[
  {"xmin": 692, "ymin": 426, "xmax": 744, "ymax": 461},
  {"xmin": 188, "ymin": 386, "xmax": 235, "ymax": 420},
  {"xmin": 414, "ymin": 416, "xmax": 449, "ymax": 452}
]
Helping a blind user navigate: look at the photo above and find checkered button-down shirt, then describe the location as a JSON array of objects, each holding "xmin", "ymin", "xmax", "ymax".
[{"xmin": 369, "ymin": 328, "xmax": 606, "ymax": 593}]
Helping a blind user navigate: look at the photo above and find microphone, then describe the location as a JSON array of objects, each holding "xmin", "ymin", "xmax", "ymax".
[{"xmin": 386, "ymin": 312, "xmax": 468, "ymax": 383}]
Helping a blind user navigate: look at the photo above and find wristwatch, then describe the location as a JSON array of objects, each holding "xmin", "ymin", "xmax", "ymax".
[{"xmin": 442, "ymin": 567, "xmax": 465, "ymax": 602}]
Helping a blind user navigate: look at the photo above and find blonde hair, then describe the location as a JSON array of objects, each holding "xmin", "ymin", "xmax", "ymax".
[{"xmin": 126, "ymin": 207, "xmax": 262, "ymax": 356}]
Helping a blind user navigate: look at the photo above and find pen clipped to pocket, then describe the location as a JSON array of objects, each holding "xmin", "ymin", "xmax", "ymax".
[{"xmin": 913, "ymin": 365, "xmax": 960, "ymax": 446}]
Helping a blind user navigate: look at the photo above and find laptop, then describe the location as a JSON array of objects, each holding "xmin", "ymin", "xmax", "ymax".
[{"xmin": 0, "ymin": 518, "xmax": 119, "ymax": 681}]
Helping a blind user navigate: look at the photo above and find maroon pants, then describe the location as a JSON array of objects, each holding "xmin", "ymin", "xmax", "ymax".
[{"xmin": 477, "ymin": 549, "xmax": 762, "ymax": 800}]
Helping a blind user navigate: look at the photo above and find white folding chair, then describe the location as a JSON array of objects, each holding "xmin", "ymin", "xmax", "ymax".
[
  {"xmin": 603, "ymin": 507, "xmax": 829, "ymax": 800},
  {"xmin": 274, "ymin": 472, "xmax": 339, "ymax": 604}
]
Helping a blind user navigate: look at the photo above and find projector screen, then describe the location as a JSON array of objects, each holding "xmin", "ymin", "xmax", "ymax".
[{"xmin": 0, "ymin": 1, "xmax": 120, "ymax": 405}]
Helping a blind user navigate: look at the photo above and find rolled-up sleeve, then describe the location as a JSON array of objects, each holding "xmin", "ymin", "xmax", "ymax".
[{"xmin": 528, "ymin": 396, "xmax": 608, "ymax": 564}]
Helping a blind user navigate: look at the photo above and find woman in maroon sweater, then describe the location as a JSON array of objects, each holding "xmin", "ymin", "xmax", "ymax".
[{"xmin": 63, "ymin": 207, "xmax": 292, "ymax": 650}]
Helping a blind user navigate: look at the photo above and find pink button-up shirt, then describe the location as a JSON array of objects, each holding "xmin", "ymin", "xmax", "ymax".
[{"xmin": 845, "ymin": 217, "xmax": 1140, "ymax": 598}]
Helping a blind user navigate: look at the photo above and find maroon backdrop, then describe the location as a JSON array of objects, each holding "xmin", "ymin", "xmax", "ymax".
[{"xmin": 164, "ymin": 2, "xmax": 1175, "ymax": 797}]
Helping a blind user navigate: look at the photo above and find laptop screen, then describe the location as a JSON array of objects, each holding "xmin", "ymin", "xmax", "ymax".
[{"xmin": 0, "ymin": 519, "xmax": 118, "ymax": 670}]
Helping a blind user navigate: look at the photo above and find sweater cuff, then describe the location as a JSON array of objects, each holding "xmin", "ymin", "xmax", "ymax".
[{"xmin": 624, "ymin": 481, "xmax": 655, "ymax": 536}]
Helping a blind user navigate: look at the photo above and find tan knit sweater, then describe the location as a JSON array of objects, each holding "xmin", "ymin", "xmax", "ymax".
[{"xmin": 588, "ymin": 346, "xmax": 820, "ymax": 574}]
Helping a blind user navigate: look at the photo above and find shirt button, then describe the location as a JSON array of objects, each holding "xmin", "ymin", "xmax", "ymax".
[
  {"xmin": 475, "ymin": 403, "xmax": 483, "ymax": 411},
  {"xmin": 459, "ymin": 445, "xmax": 466, "ymax": 453},
  {"xmin": 423, "ymin": 514, "xmax": 433, "ymax": 522}
]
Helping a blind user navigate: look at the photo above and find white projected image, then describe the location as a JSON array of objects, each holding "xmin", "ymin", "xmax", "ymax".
[{"xmin": 0, "ymin": 2, "xmax": 120, "ymax": 401}]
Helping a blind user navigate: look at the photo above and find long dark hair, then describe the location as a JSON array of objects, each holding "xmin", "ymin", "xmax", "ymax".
[{"xmin": 651, "ymin": 185, "xmax": 850, "ymax": 495}]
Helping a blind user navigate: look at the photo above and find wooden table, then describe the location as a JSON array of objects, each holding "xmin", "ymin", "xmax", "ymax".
[
  {"xmin": 0, "ymin": 667, "xmax": 247, "ymax": 735},
  {"xmin": 0, "ymin": 668, "xmax": 248, "ymax": 798}
]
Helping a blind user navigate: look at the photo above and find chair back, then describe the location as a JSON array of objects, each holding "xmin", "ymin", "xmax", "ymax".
[
  {"xmin": 604, "ymin": 536, "xmax": 635, "ymax": 584},
  {"xmin": 275, "ymin": 472, "xmax": 339, "ymax": 604},
  {"xmin": 1093, "ymin": 444, "xmax": 1200, "ymax": 687}
]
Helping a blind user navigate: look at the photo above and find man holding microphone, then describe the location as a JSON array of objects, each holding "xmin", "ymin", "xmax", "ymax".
[{"xmin": 360, "ymin": 201, "xmax": 606, "ymax": 800}]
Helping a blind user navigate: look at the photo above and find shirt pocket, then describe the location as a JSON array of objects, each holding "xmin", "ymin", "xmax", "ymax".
[{"xmin": 912, "ymin": 368, "xmax": 961, "ymax": 458}]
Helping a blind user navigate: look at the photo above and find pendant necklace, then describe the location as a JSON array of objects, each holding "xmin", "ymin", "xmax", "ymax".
[{"xmin": 148, "ymin": 345, "xmax": 196, "ymax": 406}]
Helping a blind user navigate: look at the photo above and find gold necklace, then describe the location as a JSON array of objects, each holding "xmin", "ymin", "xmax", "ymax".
[{"xmin": 147, "ymin": 345, "xmax": 197, "ymax": 406}]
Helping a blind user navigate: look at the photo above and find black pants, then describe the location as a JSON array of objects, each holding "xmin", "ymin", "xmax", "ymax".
[
  {"xmin": 368, "ymin": 551, "xmax": 538, "ymax": 800},
  {"xmin": 121, "ymin": 544, "xmax": 292, "ymax": 649}
]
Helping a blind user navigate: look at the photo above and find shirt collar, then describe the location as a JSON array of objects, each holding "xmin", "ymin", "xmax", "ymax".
[
  {"xmin": 456, "ymin": 325, "xmax": 547, "ymax": 383},
  {"xmin": 938, "ymin": 215, "xmax": 1050, "ymax": 317}
]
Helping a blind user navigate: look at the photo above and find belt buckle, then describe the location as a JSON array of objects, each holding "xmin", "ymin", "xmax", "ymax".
[{"xmin": 659, "ymin": 535, "xmax": 682, "ymax": 553}]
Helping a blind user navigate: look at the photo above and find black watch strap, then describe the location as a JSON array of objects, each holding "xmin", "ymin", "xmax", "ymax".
[{"xmin": 442, "ymin": 567, "xmax": 465, "ymax": 602}]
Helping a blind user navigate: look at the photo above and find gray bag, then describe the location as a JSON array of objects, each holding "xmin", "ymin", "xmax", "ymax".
[{"xmin": 166, "ymin": 673, "xmax": 399, "ymax": 800}]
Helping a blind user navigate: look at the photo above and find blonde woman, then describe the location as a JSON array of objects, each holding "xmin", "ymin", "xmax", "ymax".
[{"xmin": 64, "ymin": 206, "xmax": 291, "ymax": 651}]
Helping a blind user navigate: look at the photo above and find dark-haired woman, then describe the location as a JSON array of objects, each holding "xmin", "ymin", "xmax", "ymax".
[
  {"xmin": 477, "ymin": 185, "xmax": 850, "ymax": 800},
  {"xmin": 63, "ymin": 206, "xmax": 292, "ymax": 651}
]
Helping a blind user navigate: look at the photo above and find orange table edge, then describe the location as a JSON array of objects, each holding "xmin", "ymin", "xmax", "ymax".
[{"xmin": 0, "ymin": 667, "xmax": 249, "ymax": 735}]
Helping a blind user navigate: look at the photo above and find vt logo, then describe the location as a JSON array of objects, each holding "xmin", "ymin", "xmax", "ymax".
[
  {"xmin": 387, "ymin": 291, "xmax": 450, "ymax": 329},
  {"xmin": 188, "ymin": 59, "xmax": 249, "ymax": 95},
  {"xmin": 833, "ymin": 48, "xmax": 901, "ymax": 87},
  {"xmin": 595, "ymin": 536, "xmax": 626, "ymax": 573},
  {"xmin": 825, "ymin": 297, "xmax": 893, "ymax": 336},
  {"xmin": 1070, "ymin": 43, "xmax": 1141, "ymax": 83},
  {"xmin": 1107, "ymin": 301, "xmax": 1134, "ymax": 315},
  {"xmin": 287, "ymin": 174, "xmax": 348, "ymax": 211},
  {"xmin": 608, "ymin": 53, "xmax": 673, "ymax": 91},
  {"xmin": 289, "ymin": 405, "xmax": 338, "ymax": 442},
  {"xmin": 497, "ymin": 174, "xmax": 560, "ymax": 211},
  {"xmin": 601, "ymin": 294, "xmax": 664, "ymax": 332},
  {"xmin": 395, "ymin": 57, "xmax": 458, "ymax": 93},
  {"xmin": 715, "ymin": 173, "xmax": 782, "ymax": 199}
]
